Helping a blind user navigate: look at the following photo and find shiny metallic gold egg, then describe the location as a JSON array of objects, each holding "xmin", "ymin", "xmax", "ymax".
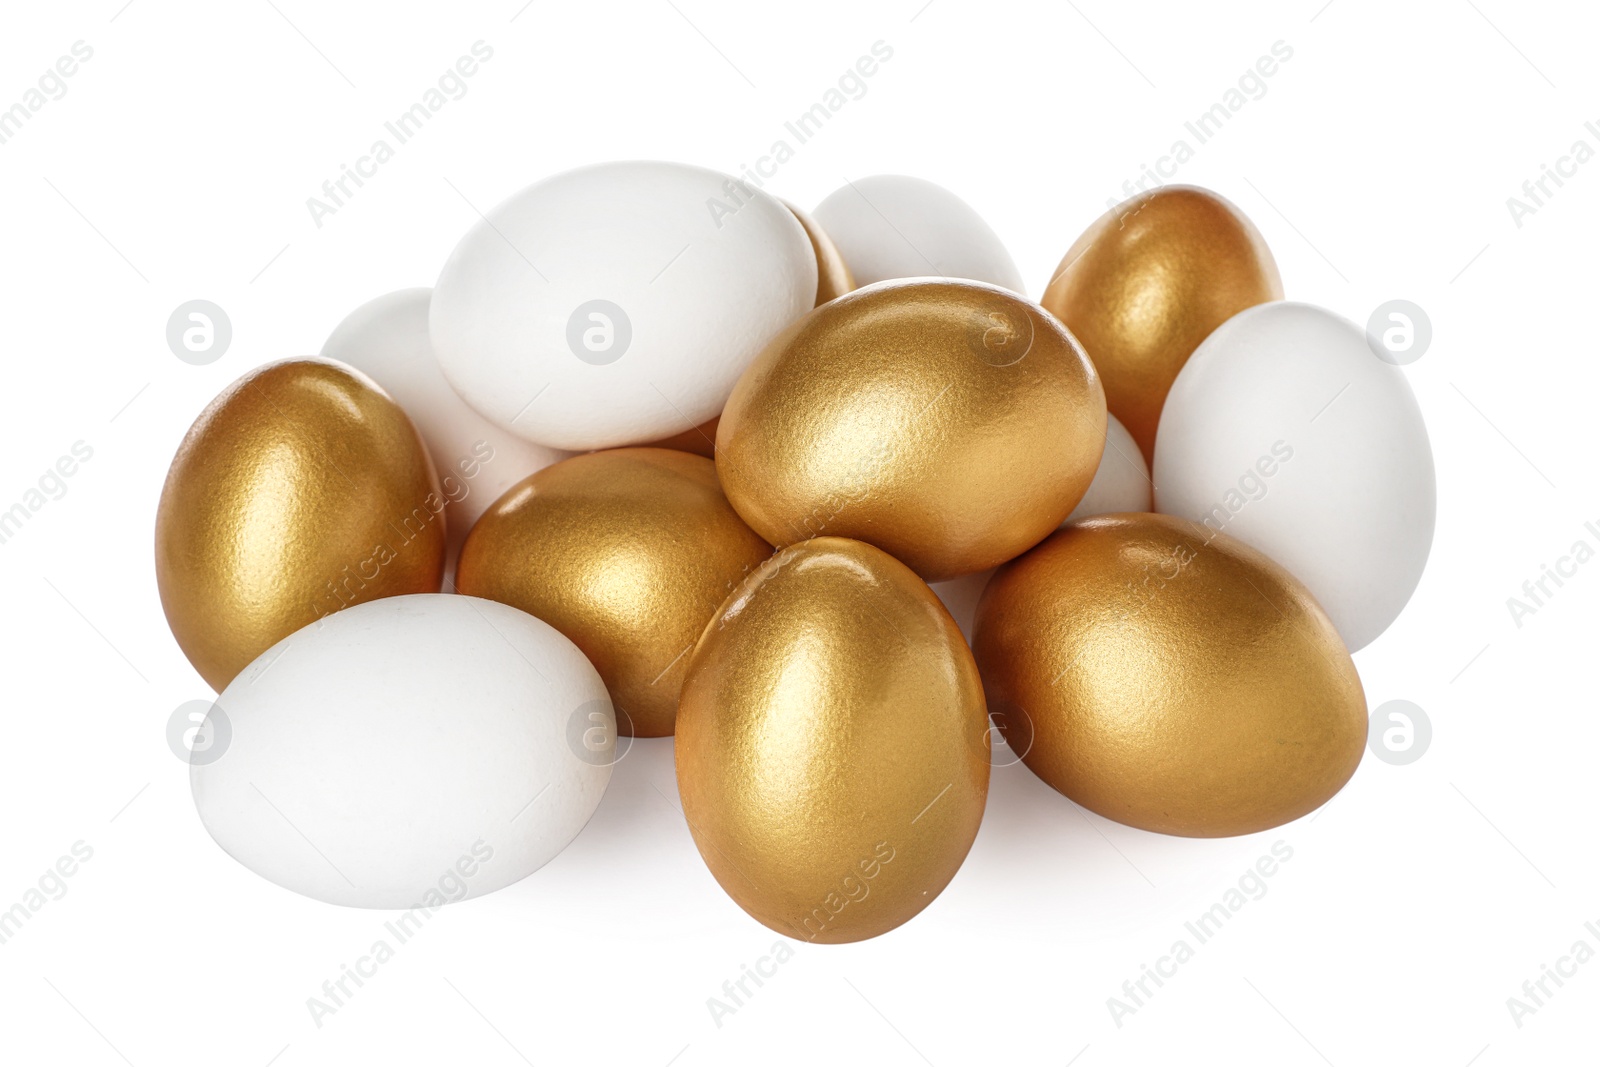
[
  {"xmin": 786, "ymin": 201, "xmax": 855, "ymax": 306},
  {"xmin": 1040, "ymin": 186, "xmax": 1282, "ymax": 461},
  {"xmin": 972, "ymin": 513, "xmax": 1365, "ymax": 837},
  {"xmin": 456, "ymin": 448, "xmax": 771, "ymax": 737},
  {"xmin": 156, "ymin": 359, "xmax": 446, "ymax": 690},
  {"xmin": 677, "ymin": 536, "xmax": 989, "ymax": 943},
  {"xmin": 716, "ymin": 279, "xmax": 1106, "ymax": 582},
  {"xmin": 639, "ymin": 415, "xmax": 719, "ymax": 458}
]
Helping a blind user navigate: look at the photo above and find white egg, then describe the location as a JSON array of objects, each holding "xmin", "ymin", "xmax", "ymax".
[
  {"xmin": 935, "ymin": 413, "xmax": 1154, "ymax": 640},
  {"xmin": 320, "ymin": 289, "xmax": 568, "ymax": 563},
  {"xmin": 190, "ymin": 594, "xmax": 614, "ymax": 908},
  {"xmin": 1065, "ymin": 412, "xmax": 1151, "ymax": 523},
  {"xmin": 430, "ymin": 161, "xmax": 817, "ymax": 451},
  {"xmin": 1153, "ymin": 301, "xmax": 1435, "ymax": 651},
  {"xmin": 812, "ymin": 174, "xmax": 1024, "ymax": 294}
]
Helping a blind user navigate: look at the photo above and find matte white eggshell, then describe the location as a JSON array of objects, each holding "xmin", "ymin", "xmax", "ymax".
[
  {"xmin": 430, "ymin": 161, "xmax": 817, "ymax": 451},
  {"xmin": 933, "ymin": 414, "xmax": 1153, "ymax": 641},
  {"xmin": 190, "ymin": 594, "xmax": 614, "ymax": 908},
  {"xmin": 812, "ymin": 174, "xmax": 1025, "ymax": 294},
  {"xmin": 1153, "ymin": 301, "xmax": 1435, "ymax": 652},
  {"xmin": 1065, "ymin": 412, "xmax": 1151, "ymax": 523},
  {"xmin": 320, "ymin": 289, "xmax": 568, "ymax": 562}
]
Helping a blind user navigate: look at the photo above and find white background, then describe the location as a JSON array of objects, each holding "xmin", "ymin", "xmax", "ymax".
[{"xmin": 1, "ymin": 1, "xmax": 1595, "ymax": 1064}]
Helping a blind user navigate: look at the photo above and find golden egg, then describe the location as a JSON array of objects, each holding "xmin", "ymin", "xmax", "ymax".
[
  {"xmin": 1040, "ymin": 186, "xmax": 1282, "ymax": 461},
  {"xmin": 637, "ymin": 209, "xmax": 850, "ymax": 461},
  {"xmin": 639, "ymin": 415, "xmax": 719, "ymax": 458},
  {"xmin": 972, "ymin": 513, "xmax": 1365, "ymax": 837},
  {"xmin": 456, "ymin": 448, "xmax": 771, "ymax": 737},
  {"xmin": 786, "ymin": 201, "xmax": 855, "ymax": 306},
  {"xmin": 716, "ymin": 279, "xmax": 1106, "ymax": 582},
  {"xmin": 677, "ymin": 536, "xmax": 989, "ymax": 944},
  {"xmin": 156, "ymin": 359, "xmax": 446, "ymax": 691}
]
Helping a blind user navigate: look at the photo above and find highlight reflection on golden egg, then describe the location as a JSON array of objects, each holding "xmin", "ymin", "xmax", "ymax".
[
  {"xmin": 716, "ymin": 279, "xmax": 1106, "ymax": 582},
  {"xmin": 1040, "ymin": 186, "xmax": 1281, "ymax": 461},
  {"xmin": 457, "ymin": 448, "xmax": 772, "ymax": 737},
  {"xmin": 973, "ymin": 513, "xmax": 1366, "ymax": 837},
  {"xmin": 155, "ymin": 359, "xmax": 446, "ymax": 691},
  {"xmin": 677, "ymin": 536, "xmax": 989, "ymax": 943}
]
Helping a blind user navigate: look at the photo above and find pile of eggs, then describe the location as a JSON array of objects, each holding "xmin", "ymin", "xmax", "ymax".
[{"xmin": 156, "ymin": 162, "xmax": 1434, "ymax": 942}]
